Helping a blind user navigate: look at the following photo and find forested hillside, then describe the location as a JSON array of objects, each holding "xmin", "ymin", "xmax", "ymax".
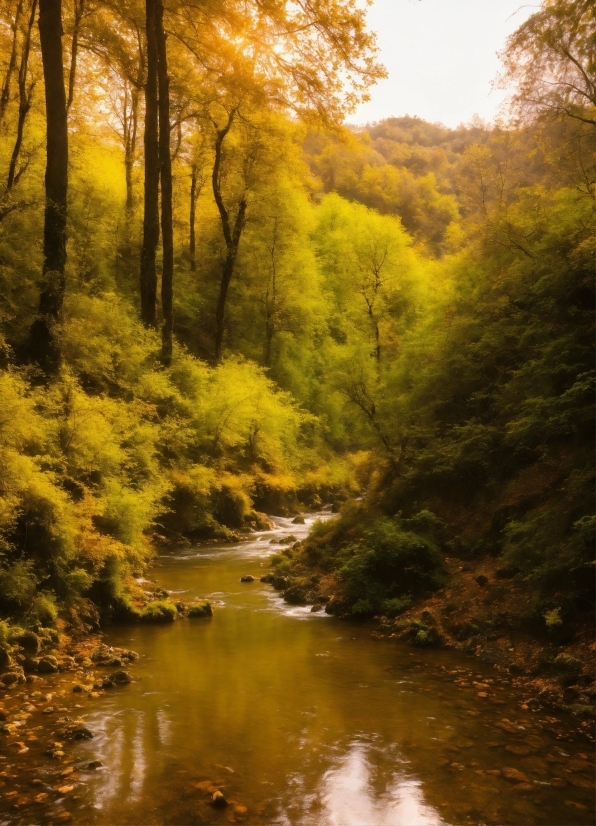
[{"xmin": 0, "ymin": 0, "xmax": 593, "ymax": 666}]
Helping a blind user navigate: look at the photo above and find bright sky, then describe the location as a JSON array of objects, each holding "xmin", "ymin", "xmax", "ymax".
[{"xmin": 353, "ymin": 0, "xmax": 537, "ymax": 128}]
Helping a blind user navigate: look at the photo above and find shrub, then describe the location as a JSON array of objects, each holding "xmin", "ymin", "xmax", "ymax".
[
  {"xmin": 0, "ymin": 561, "xmax": 38, "ymax": 613},
  {"xmin": 30, "ymin": 594, "xmax": 58, "ymax": 627},
  {"xmin": 139, "ymin": 600, "xmax": 177, "ymax": 623},
  {"xmin": 382, "ymin": 596, "xmax": 412, "ymax": 617},
  {"xmin": 337, "ymin": 515, "xmax": 446, "ymax": 615}
]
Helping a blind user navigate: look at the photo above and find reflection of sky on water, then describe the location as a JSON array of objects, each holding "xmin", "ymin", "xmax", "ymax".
[{"xmin": 299, "ymin": 740, "xmax": 446, "ymax": 826}]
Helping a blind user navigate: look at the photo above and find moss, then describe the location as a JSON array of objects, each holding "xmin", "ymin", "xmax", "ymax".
[
  {"xmin": 553, "ymin": 653, "xmax": 583, "ymax": 684},
  {"xmin": 139, "ymin": 600, "xmax": 177, "ymax": 623},
  {"xmin": 188, "ymin": 601, "xmax": 213, "ymax": 618}
]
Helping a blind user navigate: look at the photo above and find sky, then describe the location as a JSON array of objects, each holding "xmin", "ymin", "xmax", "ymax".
[{"xmin": 353, "ymin": 0, "xmax": 537, "ymax": 128}]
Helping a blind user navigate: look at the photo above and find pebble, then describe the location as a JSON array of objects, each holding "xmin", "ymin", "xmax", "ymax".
[{"xmin": 502, "ymin": 767, "xmax": 529, "ymax": 783}]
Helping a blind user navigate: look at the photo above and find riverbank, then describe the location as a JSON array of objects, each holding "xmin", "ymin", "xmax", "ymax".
[
  {"xmin": 1, "ymin": 514, "xmax": 595, "ymax": 825},
  {"xmin": 369, "ymin": 555, "xmax": 595, "ymax": 728}
]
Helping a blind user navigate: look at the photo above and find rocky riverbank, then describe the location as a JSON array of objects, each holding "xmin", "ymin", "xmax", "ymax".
[
  {"xmin": 0, "ymin": 635, "xmax": 140, "ymax": 823},
  {"xmin": 265, "ymin": 540, "xmax": 595, "ymax": 736}
]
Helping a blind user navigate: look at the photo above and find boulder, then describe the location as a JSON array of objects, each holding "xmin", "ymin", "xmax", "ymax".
[
  {"xmin": 188, "ymin": 602, "xmax": 213, "ymax": 618},
  {"xmin": 240, "ymin": 575, "xmax": 255, "ymax": 583},
  {"xmin": 283, "ymin": 585, "xmax": 308, "ymax": 605},
  {"xmin": 291, "ymin": 515, "xmax": 305, "ymax": 525},
  {"xmin": 37, "ymin": 655, "xmax": 59, "ymax": 673},
  {"xmin": 15, "ymin": 631, "xmax": 40, "ymax": 655},
  {"xmin": 58, "ymin": 722, "xmax": 94, "ymax": 740},
  {"xmin": 109, "ymin": 670, "xmax": 132, "ymax": 685},
  {"xmin": 260, "ymin": 574, "xmax": 274, "ymax": 584},
  {"xmin": 1, "ymin": 668, "xmax": 24, "ymax": 686},
  {"xmin": 210, "ymin": 791, "xmax": 228, "ymax": 808}
]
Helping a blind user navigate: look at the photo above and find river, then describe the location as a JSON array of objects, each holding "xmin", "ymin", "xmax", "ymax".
[{"xmin": 1, "ymin": 512, "xmax": 594, "ymax": 825}]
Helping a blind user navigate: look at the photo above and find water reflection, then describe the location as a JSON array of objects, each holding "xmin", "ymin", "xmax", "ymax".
[
  {"xmin": 295, "ymin": 740, "xmax": 445, "ymax": 826},
  {"xmin": 42, "ymin": 511, "xmax": 593, "ymax": 826}
]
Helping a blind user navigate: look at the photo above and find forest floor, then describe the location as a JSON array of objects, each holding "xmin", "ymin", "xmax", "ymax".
[{"xmin": 370, "ymin": 554, "xmax": 595, "ymax": 740}]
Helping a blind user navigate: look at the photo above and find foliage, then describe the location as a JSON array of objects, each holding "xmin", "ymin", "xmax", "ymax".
[
  {"xmin": 139, "ymin": 600, "xmax": 177, "ymax": 623},
  {"xmin": 188, "ymin": 601, "xmax": 213, "ymax": 618},
  {"xmin": 0, "ymin": 0, "xmax": 592, "ymax": 644}
]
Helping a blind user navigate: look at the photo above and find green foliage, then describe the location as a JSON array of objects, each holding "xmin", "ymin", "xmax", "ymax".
[
  {"xmin": 334, "ymin": 516, "xmax": 446, "ymax": 616},
  {"xmin": 543, "ymin": 608, "xmax": 562, "ymax": 629},
  {"xmin": 139, "ymin": 600, "xmax": 177, "ymax": 623},
  {"xmin": 30, "ymin": 594, "xmax": 58, "ymax": 627},
  {"xmin": 0, "ymin": 0, "xmax": 592, "ymax": 643},
  {"xmin": 382, "ymin": 596, "xmax": 412, "ymax": 617}
]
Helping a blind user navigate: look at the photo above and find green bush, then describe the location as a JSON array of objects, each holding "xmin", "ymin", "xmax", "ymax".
[
  {"xmin": 0, "ymin": 561, "xmax": 37, "ymax": 613},
  {"xmin": 0, "ymin": 620, "xmax": 9, "ymax": 646},
  {"xmin": 30, "ymin": 594, "xmax": 58, "ymax": 627},
  {"xmin": 382, "ymin": 596, "xmax": 412, "ymax": 617},
  {"xmin": 139, "ymin": 600, "xmax": 177, "ymax": 623},
  {"xmin": 337, "ymin": 515, "xmax": 446, "ymax": 615}
]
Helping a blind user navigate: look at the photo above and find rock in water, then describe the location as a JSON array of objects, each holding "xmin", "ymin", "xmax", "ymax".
[
  {"xmin": 240, "ymin": 575, "xmax": 255, "ymax": 582},
  {"xmin": 37, "ymin": 656, "xmax": 59, "ymax": 673},
  {"xmin": 109, "ymin": 670, "xmax": 132, "ymax": 685},
  {"xmin": 291, "ymin": 515, "xmax": 305, "ymax": 524},
  {"xmin": 211, "ymin": 790, "xmax": 228, "ymax": 808},
  {"xmin": 188, "ymin": 601, "xmax": 213, "ymax": 617}
]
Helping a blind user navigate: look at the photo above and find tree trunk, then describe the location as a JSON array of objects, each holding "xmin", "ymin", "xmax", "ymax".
[
  {"xmin": 29, "ymin": 0, "xmax": 68, "ymax": 374},
  {"xmin": 155, "ymin": 0, "xmax": 173, "ymax": 365},
  {"xmin": 66, "ymin": 0, "xmax": 83, "ymax": 111},
  {"xmin": 189, "ymin": 163, "xmax": 197, "ymax": 272},
  {"xmin": 214, "ymin": 206, "xmax": 245, "ymax": 362},
  {"xmin": 139, "ymin": 0, "xmax": 159, "ymax": 328},
  {"xmin": 0, "ymin": 0, "xmax": 23, "ymax": 122},
  {"xmin": 6, "ymin": 0, "xmax": 37, "ymax": 193},
  {"xmin": 211, "ymin": 109, "xmax": 247, "ymax": 362},
  {"xmin": 123, "ymin": 84, "xmax": 139, "ymax": 216}
]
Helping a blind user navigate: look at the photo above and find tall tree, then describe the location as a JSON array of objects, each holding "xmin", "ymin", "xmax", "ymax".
[
  {"xmin": 211, "ymin": 107, "xmax": 247, "ymax": 363},
  {"xmin": 155, "ymin": 0, "xmax": 173, "ymax": 364},
  {"xmin": 5, "ymin": 0, "xmax": 37, "ymax": 194},
  {"xmin": 139, "ymin": 0, "xmax": 158, "ymax": 329},
  {"xmin": 29, "ymin": 0, "xmax": 68, "ymax": 373},
  {"xmin": 501, "ymin": 0, "xmax": 596, "ymax": 127},
  {"xmin": 0, "ymin": 0, "xmax": 24, "ymax": 122}
]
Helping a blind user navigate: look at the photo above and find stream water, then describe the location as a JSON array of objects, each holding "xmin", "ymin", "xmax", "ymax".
[{"xmin": 1, "ymin": 513, "xmax": 594, "ymax": 825}]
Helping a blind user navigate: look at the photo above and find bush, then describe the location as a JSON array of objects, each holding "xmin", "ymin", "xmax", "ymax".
[
  {"xmin": 382, "ymin": 596, "xmax": 412, "ymax": 617},
  {"xmin": 139, "ymin": 600, "xmax": 177, "ymax": 623},
  {"xmin": 337, "ymin": 515, "xmax": 446, "ymax": 615},
  {"xmin": 30, "ymin": 594, "xmax": 58, "ymax": 627},
  {"xmin": 0, "ymin": 561, "xmax": 37, "ymax": 613}
]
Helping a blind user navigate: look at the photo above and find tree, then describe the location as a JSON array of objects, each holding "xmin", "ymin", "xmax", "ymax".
[
  {"xmin": 4, "ymin": 0, "xmax": 37, "ymax": 195},
  {"xmin": 139, "ymin": 0, "xmax": 158, "ymax": 330},
  {"xmin": 0, "ymin": 0, "xmax": 24, "ymax": 122},
  {"xmin": 501, "ymin": 0, "xmax": 596, "ymax": 127},
  {"xmin": 155, "ymin": 0, "xmax": 172, "ymax": 364},
  {"xmin": 210, "ymin": 105, "xmax": 247, "ymax": 363},
  {"xmin": 28, "ymin": 0, "xmax": 68, "ymax": 373}
]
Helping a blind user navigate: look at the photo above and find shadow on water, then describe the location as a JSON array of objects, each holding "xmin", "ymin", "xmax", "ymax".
[{"xmin": 1, "ymin": 512, "xmax": 593, "ymax": 825}]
